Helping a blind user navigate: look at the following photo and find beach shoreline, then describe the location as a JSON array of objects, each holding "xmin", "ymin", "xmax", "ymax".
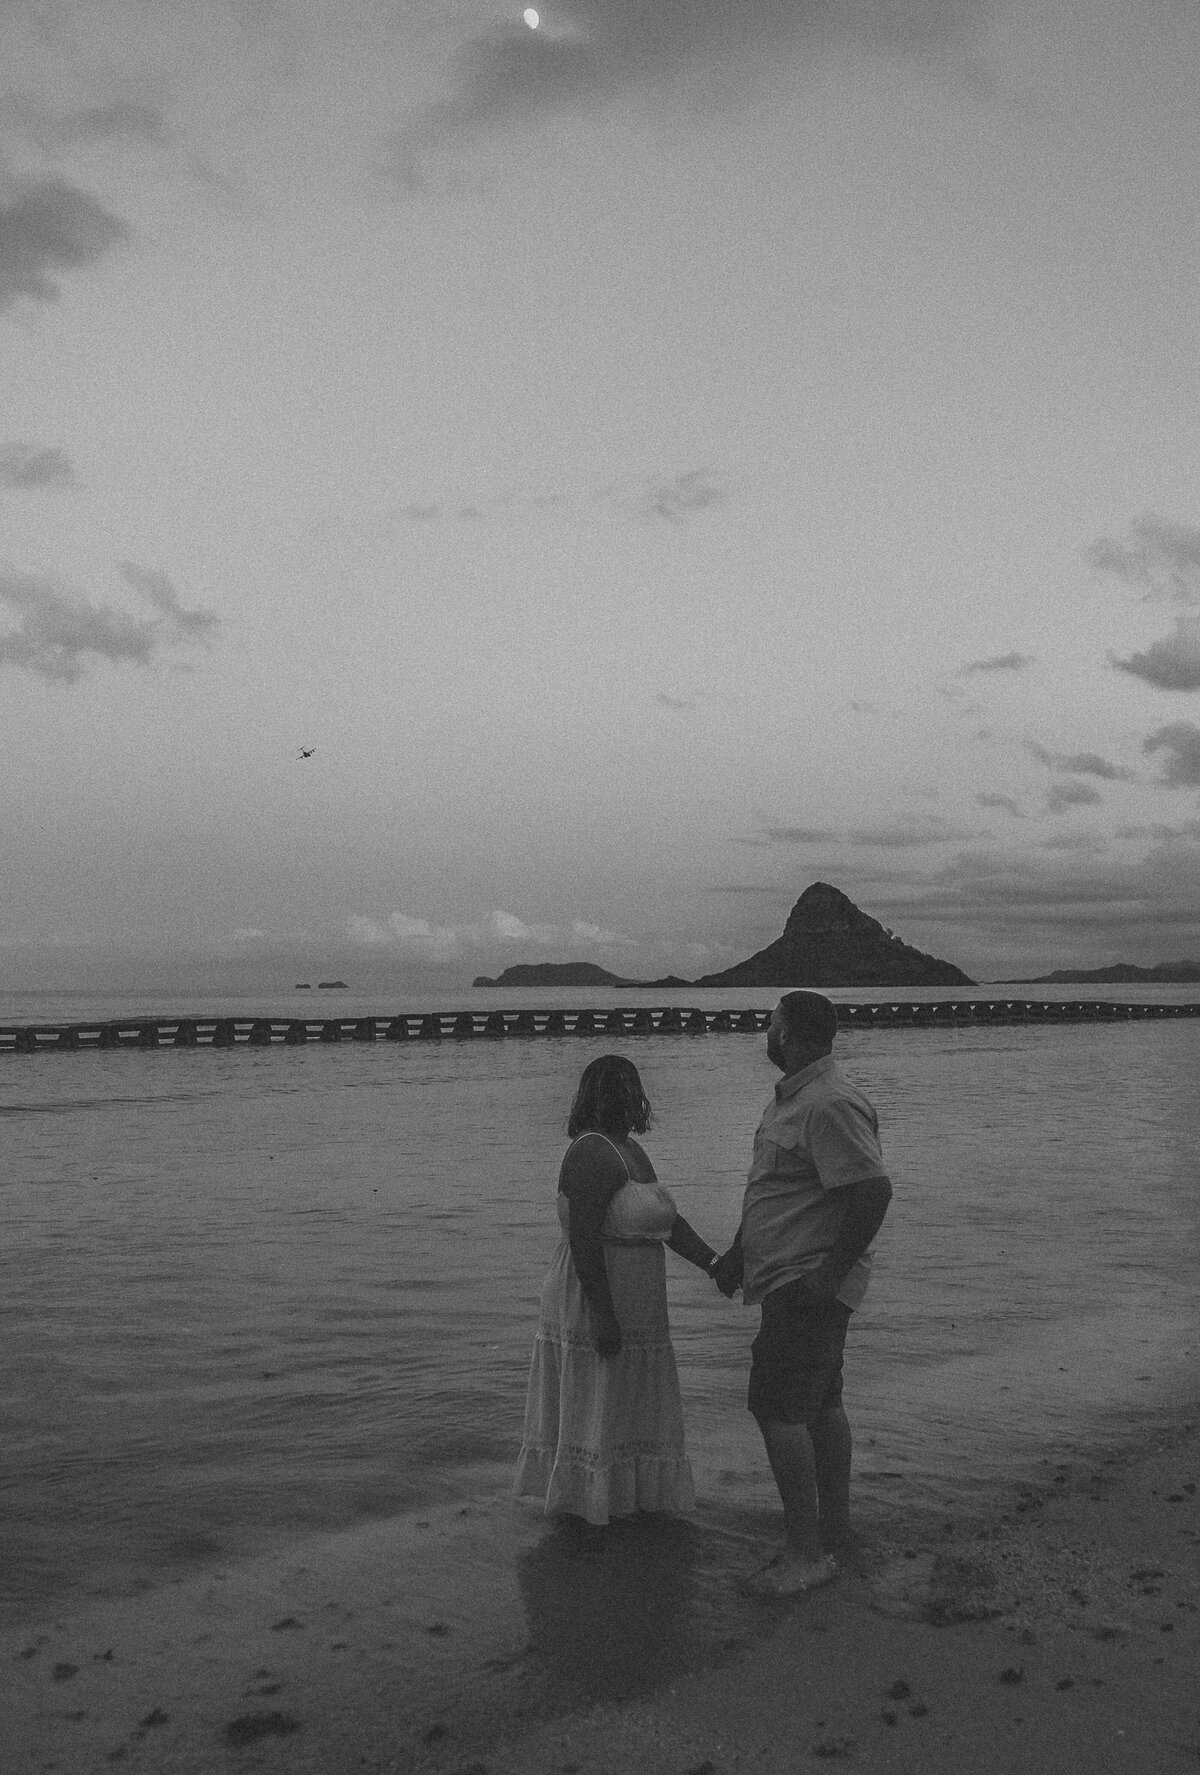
[{"xmin": 5, "ymin": 1410, "xmax": 1198, "ymax": 1774}]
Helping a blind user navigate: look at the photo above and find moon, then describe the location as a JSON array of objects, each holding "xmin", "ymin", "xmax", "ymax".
[{"xmin": 523, "ymin": 8, "xmax": 540, "ymax": 26}]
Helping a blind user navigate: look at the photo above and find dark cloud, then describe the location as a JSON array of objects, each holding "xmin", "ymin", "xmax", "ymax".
[
  {"xmin": 0, "ymin": 442, "xmax": 78, "ymax": 489},
  {"xmin": 960, "ymin": 650, "xmax": 1033, "ymax": 675},
  {"xmin": 759, "ymin": 819, "xmax": 969, "ymax": 848},
  {"xmin": 1045, "ymin": 780, "xmax": 1102, "ymax": 813},
  {"xmin": 857, "ymin": 841, "xmax": 1200, "ymax": 952},
  {"xmin": 57, "ymin": 101, "xmax": 169, "ymax": 146},
  {"xmin": 846, "ymin": 821, "xmax": 972, "ymax": 848},
  {"xmin": 1144, "ymin": 721, "xmax": 1200, "ymax": 788},
  {"xmin": 1093, "ymin": 516, "xmax": 1200, "ymax": 691},
  {"xmin": 0, "ymin": 176, "xmax": 131, "ymax": 310},
  {"xmin": 976, "ymin": 792, "xmax": 1023, "ymax": 816},
  {"xmin": 759, "ymin": 826, "xmax": 836, "ymax": 844},
  {"xmin": 635, "ymin": 468, "xmax": 726, "ymax": 524},
  {"xmin": 1115, "ymin": 820, "xmax": 1200, "ymax": 842},
  {"xmin": 384, "ymin": 0, "xmax": 977, "ymax": 185},
  {"xmin": 12, "ymin": 97, "xmax": 170, "ymax": 151},
  {"xmin": 1089, "ymin": 514, "xmax": 1200, "ymax": 605},
  {"xmin": 1027, "ymin": 743, "xmax": 1133, "ymax": 781},
  {"xmin": 115, "ymin": 562, "xmax": 220, "ymax": 640},
  {"xmin": 1110, "ymin": 618, "xmax": 1200, "ymax": 692},
  {"xmin": 0, "ymin": 564, "xmax": 219, "ymax": 683},
  {"xmin": 708, "ymin": 882, "xmax": 790, "ymax": 895}
]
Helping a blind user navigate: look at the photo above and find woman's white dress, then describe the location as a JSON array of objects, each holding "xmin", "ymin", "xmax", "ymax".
[{"xmin": 513, "ymin": 1137, "xmax": 696, "ymax": 1524}]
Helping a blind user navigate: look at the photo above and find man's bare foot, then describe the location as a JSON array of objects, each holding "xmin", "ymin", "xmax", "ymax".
[{"xmin": 747, "ymin": 1552, "xmax": 837, "ymax": 1596}]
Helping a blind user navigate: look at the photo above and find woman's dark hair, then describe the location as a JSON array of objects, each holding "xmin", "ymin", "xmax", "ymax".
[{"xmin": 567, "ymin": 1054, "xmax": 653, "ymax": 1139}]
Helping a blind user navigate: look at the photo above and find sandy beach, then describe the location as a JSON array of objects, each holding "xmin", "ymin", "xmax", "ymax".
[{"xmin": 5, "ymin": 1411, "xmax": 1199, "ymax": 1775}]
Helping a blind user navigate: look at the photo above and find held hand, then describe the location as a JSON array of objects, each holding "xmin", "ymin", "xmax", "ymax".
[
  {"xmin": 595, "ymin": 1313, "xmax": 623, "ymax": 1358},
  {"xmin": 711, "ymin": 1247, "xmax": 743, "ymax": 1299}
]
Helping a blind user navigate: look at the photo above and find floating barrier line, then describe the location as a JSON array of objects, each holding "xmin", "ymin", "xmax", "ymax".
[{"xmin": 2, "ymin": 999, "xmax": 1199, "ymax": 1054}]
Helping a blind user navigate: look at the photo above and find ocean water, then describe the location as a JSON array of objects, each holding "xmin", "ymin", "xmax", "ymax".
[{"xmin": 2, "ymin": 986, "xmax": 1199, "ymax": 1632}]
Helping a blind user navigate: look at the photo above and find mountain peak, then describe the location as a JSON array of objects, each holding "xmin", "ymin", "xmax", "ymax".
[
  {"xmin": 696, "ymin": 881, "xmax": 973, "ymax": 989},
  {"xmin": 784, "ymin": 881, "xmax": 879, "ymax": 935}
]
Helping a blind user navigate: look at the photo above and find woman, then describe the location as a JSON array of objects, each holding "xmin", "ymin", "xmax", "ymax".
[{"xmin": 514, "ymin": 1054, "xmax": 721, "ymax": 1524}]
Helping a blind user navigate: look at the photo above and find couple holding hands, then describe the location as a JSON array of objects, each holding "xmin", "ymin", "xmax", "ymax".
[{"xmin": 514, "ymin": 990, "xmax": 893, "ymax": 1596}]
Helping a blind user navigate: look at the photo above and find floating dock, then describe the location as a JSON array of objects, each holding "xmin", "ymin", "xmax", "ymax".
[{"xmin": 2, "ymin": 999, "xmax": 1199, "ymax": 1053}]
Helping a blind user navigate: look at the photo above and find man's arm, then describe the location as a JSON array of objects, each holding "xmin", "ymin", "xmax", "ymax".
[{"xmin": 804, "ymin": 1175, "xmax": 893, "ymax": 1301}]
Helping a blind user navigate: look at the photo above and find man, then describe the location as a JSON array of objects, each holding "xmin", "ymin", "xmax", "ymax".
[{"xmin": 713, "ymin": 990, "xmax": 892, "ymax": 1596}]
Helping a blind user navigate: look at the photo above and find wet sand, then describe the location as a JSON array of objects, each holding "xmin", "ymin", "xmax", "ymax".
[{"xmin": 5, "ymin": 1420, "xmax": 1199, "ymax": 1774}]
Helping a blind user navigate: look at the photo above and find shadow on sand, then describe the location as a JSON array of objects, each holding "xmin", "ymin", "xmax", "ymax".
[{"xmin": 516, "ymin": 1508, "xmax": 770, "ymax": 1710}]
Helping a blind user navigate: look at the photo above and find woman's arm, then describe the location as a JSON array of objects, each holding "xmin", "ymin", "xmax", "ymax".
[
  {"xmin": 666, "ymin": 1214, "xmax": 719, "ymax": 1274},
  {"xmin": 560, "ymin": 1135, "xmax": 626, "ymax": 1356},
  {"xmin": 711, "ymin": 1224, "xmax": 744, "ymax": 1297}
]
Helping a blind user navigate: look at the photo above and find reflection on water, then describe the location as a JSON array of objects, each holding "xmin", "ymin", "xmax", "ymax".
[{"xmin": 1, "ymin": 1016, "xmax": 1198, "ymax": 1625}]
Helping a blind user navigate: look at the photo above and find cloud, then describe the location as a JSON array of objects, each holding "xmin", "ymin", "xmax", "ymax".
[
  {"xmin": 0, "ymin": 442, "xmax": 78, "ymax": 489},
  {"xmin": 115, "ymin": 561, "xmax": 220, "ymax": 639},
  {"xmin": 758, "ymin": 818, "xmax": 970, "ymax": 848},
  {"xmin": 1110, "ymin": 617, "xmax": 1200, "ymax": 692},
  {"xmin": 383, "ymin": 0, "xmax": 975, "ymax": 185},
  {"xmin": 860, "ymin": 840, "xmax": 1200, "ymax": 958},
  {"xmin": 569, "ymin": 918, "xmax": 638, "ymax": 949},
  {"xmin": 395, "ymin": 500, "xmax": 481, "ymax": 523},
  {"xmin": 347, "ymin": 906, "xmax": 637, "ymax": 962},
  {"xmin": 1089, "ymin": 514, "xmax": 1200, "ymax": 606},
  {"xmin": 656, "ymin": 692, "xmax": 697, "ymax": 711},
  {"xmin": 1038, "ymin": 831, "xmax": 1104, "ymax": 853},
  {"xmin": 1092, "ymin": 516, "xmax": 1200, "ymax": 692},
  {"xmin": 976, "ymin": 792, "xmax": 1023, "ymax": 816},
  {"xmin": 0, "ymin": 176, "xmax": 131, "ymax": 310},
  {"xmin": 347, "ymin": 912, "xmax": 471, "ymax": 962},
  {"xmin": 1144, "ymin": 721, "xmax": 1200, "ymax": 788},
  {"xmin": 1045, "ymin": 780, "xmax": 1103, "ymax": 813},
  {"xmin": 0, "ymin": 564, "xmax": 220, "ymax": 683},
  {"xmin": 960, "ymin": 650, "xmax": 1033, "ymax": 675},
  {"xmin": 11, "ymin": 96, "xmax": 170, "ymax": 151},
  {"xmin": 757, "ymin": 827, "xmax": 837, "ymax": 845},
  {"xmin": 846, "ymin": 821, "xmax": 974, "ymax": 848},
  {"xmin": 1027, "ymin": 743, "xmax": 1133, "ymax": 781},
  {"xmin": 1115, "ymin": 820, "xmax": 1200, "ymax": 842},
  {"xmin": 633, "ymin": 468, "xmax": 726, "ymax": 525},
  {"xmin": 56, "ymin": 101, "xmax": 169, "ymax": 147}
]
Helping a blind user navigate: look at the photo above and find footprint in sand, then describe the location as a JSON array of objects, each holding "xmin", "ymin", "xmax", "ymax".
[{"xmin": 223, "ymin": 1712, "xmax": 301, "ymax": 1746}]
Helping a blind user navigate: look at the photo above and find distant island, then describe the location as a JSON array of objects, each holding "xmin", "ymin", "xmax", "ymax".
[
  {"xmin": 316, "ymin": 980, "xmax": 348, "ymax": 990},
  {"xmin": 473, "ymin": 962, "xmax": 690, "ymax": 989},
  {"xmin": 693, "ymin": 881, "xmax": 974, "ymax": 989},
  {"xmin": 1002, "ymin": 961, "xmax": 1200, "ymax": 985},
  {"xmin": 475, "ymin": 882, "xmax": 973, "ymax": 990}
]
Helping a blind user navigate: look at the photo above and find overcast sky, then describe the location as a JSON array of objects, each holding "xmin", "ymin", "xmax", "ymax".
[{"xmin": 3, "ymin": 0, "xmax": 1200, "ymax": 992}]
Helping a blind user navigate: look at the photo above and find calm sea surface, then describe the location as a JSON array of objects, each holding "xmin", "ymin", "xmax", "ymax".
[{"xmin": 2, "ymin": 985, "xmax": 1198, "ymax": 1629}]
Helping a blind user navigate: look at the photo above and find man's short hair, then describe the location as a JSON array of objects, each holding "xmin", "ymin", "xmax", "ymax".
[{"xmin": 777, "ymin": 990, "xmax": 839, "ymax": 1050}]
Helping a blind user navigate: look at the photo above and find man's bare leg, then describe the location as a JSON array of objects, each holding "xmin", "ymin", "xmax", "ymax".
[
  {"xmin": 753, "ymin": 1418, "xmax": 837, "ymax": 1593},
  {"xmin": 811, "ymin": 1403, "xmax": 853, "ymax": 1549}
]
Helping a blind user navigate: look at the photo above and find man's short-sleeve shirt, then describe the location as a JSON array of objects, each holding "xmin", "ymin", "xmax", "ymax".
[{"xmin": 740, "ymin": 1055, "xmax": 888, "ymax": 1311}]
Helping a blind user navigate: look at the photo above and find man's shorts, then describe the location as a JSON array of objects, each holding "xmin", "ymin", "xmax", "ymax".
[{"xmin": 747, "ymin": 1283, "xmax": 852, "ymax": 1427}]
